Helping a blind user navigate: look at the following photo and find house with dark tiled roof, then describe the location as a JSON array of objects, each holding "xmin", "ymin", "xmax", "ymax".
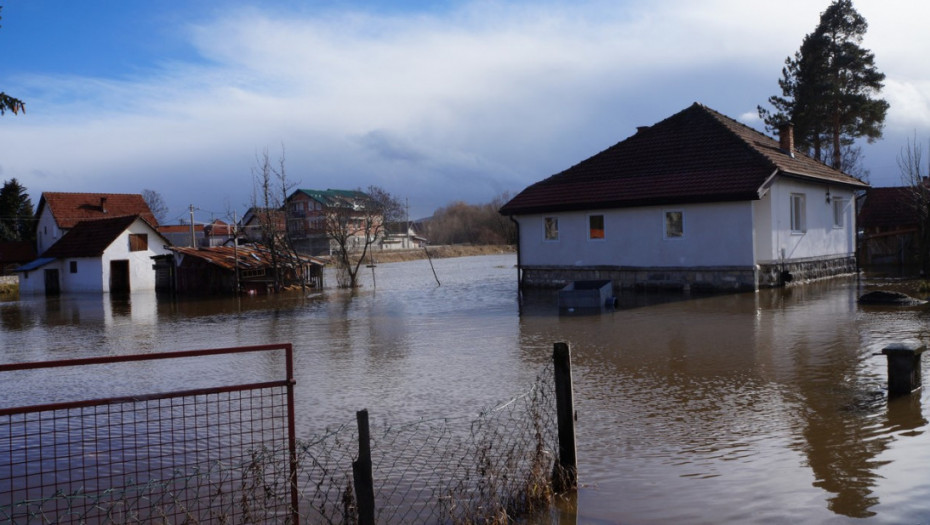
[
  {"xmin": 17, "ymin": 215, "xmax": 171, "ymax": 294},
  {"xmin": 499, "ymin": 103, "xmax": 869, "ymax": 291},
  {"xmin": 36, "ymin": 192, "xmax": 158, "ymax": 255}
]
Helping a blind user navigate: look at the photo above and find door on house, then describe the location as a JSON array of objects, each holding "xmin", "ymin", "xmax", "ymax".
[
  {"xmin": 110, "ymin": 260, "xmax": 130, "ymax": 293},
  {"xmin": 43, "ymin": 268, "xmax": 60, "ymax": 296}
]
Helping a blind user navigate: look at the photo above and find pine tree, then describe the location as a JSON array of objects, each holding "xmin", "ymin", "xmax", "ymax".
[
  {"xmin": 0, "ymin": 178, "xmax": 34, "ymax": 242},
  {"xmin": 758, "ymin": 0, "xmax": 888, "ymax": 171}
]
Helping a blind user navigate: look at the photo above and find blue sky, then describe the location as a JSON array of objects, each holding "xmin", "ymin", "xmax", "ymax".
[{"xmin": 1, "ymin": 0, "xmax": 928, "ymax": 224}]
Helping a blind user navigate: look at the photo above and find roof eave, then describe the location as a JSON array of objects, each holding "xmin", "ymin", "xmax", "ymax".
[
  {"xmin": 501, "ymin": 192, "xmax": 760, "ymax": 216},
  {"xmin": 778, "ymin": 170, "xmax": 870, "ymax": 189}
]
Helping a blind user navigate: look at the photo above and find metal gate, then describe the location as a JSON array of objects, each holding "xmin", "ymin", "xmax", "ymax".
[{"xmin": 0, "ymin": 344, "xmax": 299, "ymax": 524}]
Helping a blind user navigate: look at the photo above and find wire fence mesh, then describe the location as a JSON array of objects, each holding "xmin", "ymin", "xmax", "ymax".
[{"xmin": 1, "ymin": 348, "xmax": 562, "ymax": 524}]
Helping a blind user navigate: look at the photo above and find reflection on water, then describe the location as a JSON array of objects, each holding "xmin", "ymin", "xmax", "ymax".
[{"xmin": 2, "ymin": 255, "xmax": 930, "ymax": 523}]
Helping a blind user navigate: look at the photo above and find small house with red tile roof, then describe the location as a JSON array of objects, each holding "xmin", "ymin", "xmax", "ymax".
[
  {"xmin": 35, "ymin": 192, "xmax": 158, "ymax": 255},
  {"xmin": 857, "ymin": 186, "xmax": 922, "ymax": 266},
  {"xmin": 499, "ymin": 103, "xmax": 869, "ymax": 291},
  {"xmin": 17, "ymin": 215, "xmax": 171, "ymax": 294}
]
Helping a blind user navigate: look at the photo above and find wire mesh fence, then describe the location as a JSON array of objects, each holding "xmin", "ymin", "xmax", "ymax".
[
  {"xmin": 0, "ymin": 344, "xmax": 300, "ymax": 524},
  {"xmin": 1, "ymin": 346, "xmax": 568, "ymax": 524},
  {"xmin": 284, "ymin": 360, "xmax": 559, "ymax": 524}
]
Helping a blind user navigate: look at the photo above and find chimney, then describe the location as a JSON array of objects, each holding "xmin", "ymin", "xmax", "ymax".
[
  {"xmin": 100, "ymin": 196, "xmax": 108, "ymax": 213},
  {"xmin": 778, "ymin": 124, "xmax": 795, "ymax": 157}
]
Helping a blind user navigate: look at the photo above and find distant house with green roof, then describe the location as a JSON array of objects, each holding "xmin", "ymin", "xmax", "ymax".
[{"xmin": 285, "ymin": 189, "xmax": 380, "ymax": 255}]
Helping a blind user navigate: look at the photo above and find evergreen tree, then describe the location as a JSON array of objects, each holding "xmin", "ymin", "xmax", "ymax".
[
  {"xmin": 758, "ymin": 0, "xmax": 888, "ymax": 171},
  {"xmin": 0, "ymin": 178, "xmax": 34, "ymax": 242}
]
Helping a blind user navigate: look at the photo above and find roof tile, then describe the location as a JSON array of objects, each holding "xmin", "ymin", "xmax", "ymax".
[{"xmin": 500, "ymin": 103, "xmax": 868, "ymax": 215}]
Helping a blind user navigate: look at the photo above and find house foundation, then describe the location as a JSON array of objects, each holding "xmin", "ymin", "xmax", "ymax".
[{"xmin": 520, "ymin": 255, "xmax": 858, "ymax": 293}]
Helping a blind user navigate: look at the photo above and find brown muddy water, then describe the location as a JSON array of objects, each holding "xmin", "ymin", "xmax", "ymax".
[{"xmin": 2, "ymin": 254, "xmax": 930, "ymax": 524}]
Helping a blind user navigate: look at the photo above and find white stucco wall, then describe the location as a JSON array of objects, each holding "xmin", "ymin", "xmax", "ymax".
[
  {"xmin": 60, "ymin": 258, "xmax": 106, "ymax": 292},
  {"xmin": 100, "ymin": 220, "xmax": 171, "ymax": 292},
  {"xmin": 18, "ymin": 218, "xmax": 171, "ymax": 294},
  {"xmin": 756, "ymin": 178, "xmax": 857, "ymax": 263},
  {"xmin": 36, "ymin": 209, "xmax": 63, "ymax": 255},
  {"xmin": 516, "ymin": 201, "xmax": 756, "ymax": 268}
]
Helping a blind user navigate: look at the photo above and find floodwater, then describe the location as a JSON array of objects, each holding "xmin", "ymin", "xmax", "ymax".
[{"xmin": 2, "ymin": 254, "xmax": 930, "ymax": 524}]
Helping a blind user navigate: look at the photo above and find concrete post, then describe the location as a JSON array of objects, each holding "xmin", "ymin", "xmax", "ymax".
[{"xmin": 881, "ymin": 343, "xmax": 927, "ymax": 398}]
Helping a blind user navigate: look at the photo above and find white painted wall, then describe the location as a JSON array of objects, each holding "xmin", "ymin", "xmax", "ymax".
[
  {"xmin": 19, "ymin": 218, "xmax": 171, "ymax": 294},
  {"xmin": 36, "ymin": 208, "xmax": 63, "ymax": 255},
  {"xmin": 756, "ymin": 178, "xmax": 858, "ymax": 263},
  {"xmin": 516, "ymin": 201, "xmax": 756, "ymax": 268},
  {"xmin": 100, "ymin": 219, "xmax": 171, "ymax": 292}
]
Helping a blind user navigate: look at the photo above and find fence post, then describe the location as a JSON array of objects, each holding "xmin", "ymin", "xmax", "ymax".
[
  {"xmin": 881, "ymin": 343, "xmax": 927, "ymax": 398},
  {"xmin": 552, "ymin": 342, "xmax": 577, "ymax": 492},
  {"xmin": 353, "ymin": 409, "xmax": 376, "ymax": 525}
]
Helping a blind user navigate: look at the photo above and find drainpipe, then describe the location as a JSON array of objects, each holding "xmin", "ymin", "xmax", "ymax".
[{"xmin": 509, "ymin": 216, "xmax": 523, "ymax": 291}]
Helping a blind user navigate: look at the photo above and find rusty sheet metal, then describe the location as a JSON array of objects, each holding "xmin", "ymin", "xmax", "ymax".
[{"xmin": 169, "ymin": 245, "xmax": 325, "ymax": 271}]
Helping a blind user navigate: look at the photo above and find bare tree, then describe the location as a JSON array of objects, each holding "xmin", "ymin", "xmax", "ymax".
[
  {"xmin": 326, "ymin": 186, "xmax": 399, "ymax": 288},
  {"xmin": 141, "ymin": 189, "xmax": 169, "ymax": 224},
  {"xmin": 426, "ymin": 192, "xmax": 517, "ymax": 245},
  {"xmin": 251, "ymin": 146, "xmax": 306, "ymax": 291},
  {"xmin": 899, "ymin": 134, "xmax": 930, "ymax": 274}
]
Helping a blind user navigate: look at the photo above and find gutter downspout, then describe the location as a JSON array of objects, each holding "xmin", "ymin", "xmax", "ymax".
[{"xmin": 509, "ymin": 215, "xmax": 523, "ymax": 292}]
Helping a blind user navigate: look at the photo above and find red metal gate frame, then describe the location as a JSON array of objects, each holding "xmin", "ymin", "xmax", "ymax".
[{"xmin": 0, "ymin": 343, "xmax": 299, "ymax": 524}]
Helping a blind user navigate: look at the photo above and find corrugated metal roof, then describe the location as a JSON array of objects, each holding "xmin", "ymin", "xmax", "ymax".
[
  {"xmin": 170, "ymin": 245, "xmax": 325, "ymax": 271},
  {"xmin": 14, "ymin": 257, "xmax": 55, "ymax": 272}
]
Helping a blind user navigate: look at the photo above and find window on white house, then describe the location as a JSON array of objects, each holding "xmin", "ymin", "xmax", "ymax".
[
  {"xmin": 832, "ymin": 198, "xmax": 845, "ymax": 228},
  {"xmin": 70, "ymin": 261, "xmax": 77, "ymax": 274},
  {"xmin": 665, "ymin": 211, "xmax": 683, "ymax": 239},
  {"xmin": 129, "ymin": 233, "xmax": 148, "ymax": 252},
  {"xmin": 790, "ymin": 193, "xmax": 806, "ymax": 233},
  {"xmin": 544, "ymin": 217, "xmax": 559, "ymax": 241},
  {"xmin": 589, "ymin": 215, "xmax": 605, "ymax": 240}
]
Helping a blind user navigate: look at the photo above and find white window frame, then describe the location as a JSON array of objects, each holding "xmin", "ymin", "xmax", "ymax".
[
  {"xmin": 790, "ymin": 193, "xmax": 806, "ymax": 234},
  {"xmin": 543, "ymin": 216, "xmax": 559, "ymax": 241},
  {"xmin": 588, "ymin": 214, "xmax": 605, "ymax": 241},
  {"xmin": 664, "ymin": 210, "xmax": 684, "ymax": 239},
  {"xmin": 832, "ymin": 197, "xmax": 845, "ymax": 229}
]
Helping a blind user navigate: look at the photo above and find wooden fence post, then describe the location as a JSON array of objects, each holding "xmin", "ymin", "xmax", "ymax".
[
  {"xmin": 552, "ymin": 342, "xmax": 577, "ymax": 492},
  {"xmin": 353, "ymin": 409, "xmax": 376, "ymax": 525}
]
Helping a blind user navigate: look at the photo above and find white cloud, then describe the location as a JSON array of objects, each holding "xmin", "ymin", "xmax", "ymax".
[{"xmin": 2, "ymin": 0, "xmax": 929, "ymax": 218}]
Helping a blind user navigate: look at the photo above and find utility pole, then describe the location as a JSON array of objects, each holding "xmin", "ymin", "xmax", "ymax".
[
  {"xmin": 233, "ymin": 210, "xmax": 240, "ymax": 294},
  {"xmin": 189, "ymin": 204, "xmax": 196, "ymax": 247}
]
